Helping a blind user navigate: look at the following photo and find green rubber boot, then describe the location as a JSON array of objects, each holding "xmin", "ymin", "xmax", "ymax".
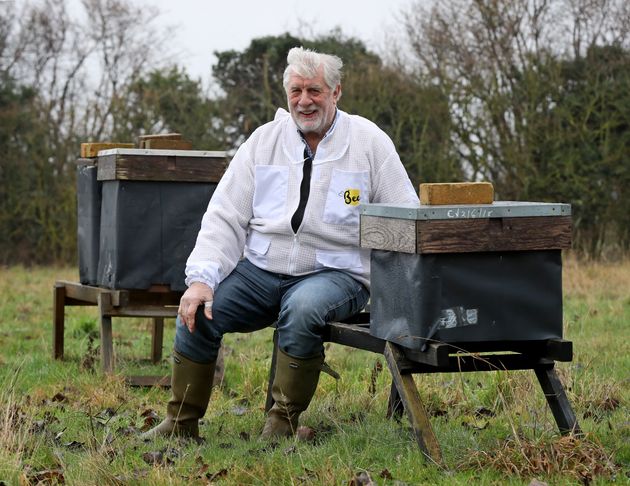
[
  {"xmin": 261, "ymin": 349, "xmax": 324, "ymax": 438},
  {"xmin": 141, "ymin": 351, "xmax": 215, "ymax": 439}
]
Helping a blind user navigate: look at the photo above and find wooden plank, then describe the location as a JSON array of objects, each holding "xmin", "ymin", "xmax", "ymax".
[
  {"xmin": 97, "ymin": 154, "xmax": 227, "ymax": 182},
  {"xmin": 53, "ymin": 282, "xmax": 66, "ymax": 360},
  {"xmin": 419, "ymin": 182, "xmax": 494, "ymax": 205},
  {"xmin": 403, "ymin": 344, "xmax": 450, "ymax": 368},
  {"xmin": 81, "ymin": 142, "xmax": 133, "ymax": 158},
  {"xmin": 326, "ymin": 322, "xmax": 385, "ymax": 354},
  {"xmin": 126, "ymin": 375, "xmax": 170, "ymax": 387},
  {"xmin": 438, "ymin": 339, "xmax": 572, "ymax": 359},
  {"xmin": 103, "ymin": 306, "xmax": 178, "ymax": 318},
  {"xmin": 545, "ymin": 339, "xmax": 573, "ymax": 362},
  {"xmin": 384, "ymin": 342, "xmax": 443, "ymax": 464},
  {"xmin": 60, "ymin": 280, "xmax": 122, "ymax": 306},
  {"xmin": 534, "ymin": 365, "xmax": 581, "ymax": 435},
  {"xmin": 416, "ymin": 216, "xmax": 572, "ymax": 253},
  {"xmin": 398, "ymin": 353, "xmax": 552, "ymax": 374},
  {"xmin": 360, "ymin": 215, "xmax": 417, "ymax": 253},
  {"xmin": 98, "ymin": 292, "xmax": 115, "ymax": 374}
]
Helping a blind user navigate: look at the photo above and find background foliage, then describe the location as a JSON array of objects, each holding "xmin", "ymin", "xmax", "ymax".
[{"xmin": 0, "ymin": 0, "xmax": 629, "ymax": 263}]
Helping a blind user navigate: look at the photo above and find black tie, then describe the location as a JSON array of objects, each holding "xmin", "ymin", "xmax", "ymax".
[{"xmin": 291, "ymin": 148, "xmax": 313, "ymax": 233}]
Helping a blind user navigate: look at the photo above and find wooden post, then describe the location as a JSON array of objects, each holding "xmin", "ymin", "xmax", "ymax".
[
  {"xmin": 383, "ymin": 342, "xmax": 443, "ymax": 465},
  {"xmin": 386, "ymin": 380, "xmax": 404, "ymax": 420},
  {"xmin": 265, "ymin": 329, "xmax": 280, "ymax": 413},
  {"xmin": 98, "ymin": 292, "xmax": 115, "ymax": 374},
  {"xmin": 53, "ymin": 282, "xmax": 67, "ymax": 360},
  {"xmin": 534, "ymin": 365, "xmax": 582, "ymax": 435},
  {"xmin": 150, "ymin": 317, "xmax": 164, "ymax": 364}
]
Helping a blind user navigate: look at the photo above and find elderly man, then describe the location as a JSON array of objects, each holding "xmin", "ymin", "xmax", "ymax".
[{"xmin": 144, "ymin": 47, "xmax": 419, "ymax": 440}]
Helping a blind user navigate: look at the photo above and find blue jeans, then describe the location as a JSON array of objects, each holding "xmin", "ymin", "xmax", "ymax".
[{"xmin": 175, "ymin": 258, "xmax": 369, "ymax": 363}]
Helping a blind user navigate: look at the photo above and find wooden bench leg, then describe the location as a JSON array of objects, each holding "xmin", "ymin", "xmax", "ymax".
[
  {"xmin": 265, "ymin": 328, "xmax": 280, "ymax": 413},
  {"xmin": 97, "ymin": 292, "xmax": 115, "ymax": 374},
  {"xmin": 53, "ymin": 282, "xmax": 66, "ymax": 360},
  {"xmin": 150, "ymin": 317, "xmax": 164, "ymax": 364},
  {"xmin": 386, "ymin": 380, "xmax": 404, "ymax": 420},
  {"xmin": 534, "ymin": 365, "xmax": 582, "ymax": 435},
  {"xmin": 384, "ymin": 342, "xmax": 443, "ymax": 465}
]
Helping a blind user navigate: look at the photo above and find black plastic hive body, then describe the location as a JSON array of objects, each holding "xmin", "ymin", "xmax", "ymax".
[{"xmin": 369, "ymin": 249, "xmax": 563, "ymax": 350}]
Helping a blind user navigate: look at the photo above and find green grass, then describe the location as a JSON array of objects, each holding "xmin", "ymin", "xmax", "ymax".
[{"xmin": 0, "ymin": 260, "xmax": 628, "ymax": 485}]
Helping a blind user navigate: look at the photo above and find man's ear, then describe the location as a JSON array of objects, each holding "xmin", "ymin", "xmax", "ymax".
[{"xmin": 333, "ymin": 84, "xmax": 342, "ymax": 102}]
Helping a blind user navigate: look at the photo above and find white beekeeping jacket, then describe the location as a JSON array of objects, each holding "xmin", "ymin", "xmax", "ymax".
[{"xmin": 185, "ymin": 108, "xmax": 419, "ymax": 291}]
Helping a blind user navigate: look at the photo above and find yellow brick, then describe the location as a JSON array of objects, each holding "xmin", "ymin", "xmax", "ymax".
[
  {"xmin": 419, "ymin": 182, "xmax": 494, "ymax": 205},
  {"xmin": 138, "ymin": 133, "xmax": 183, "ymax": 147},
  {"xmin": 143, "ymin": 138, "xmax": 193, "ymax": 150},
  {"xmin": 81, "ymin": 142, "xmax": 134, "ymax": 158}
]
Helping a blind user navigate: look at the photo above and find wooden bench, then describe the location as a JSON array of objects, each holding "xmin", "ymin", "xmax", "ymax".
[
  {"xmin": 53, "ymin": 280, "xmax": 181, "ymax": 386},
  {"xmin": 266, "ymin": 313, "xmax": 580, "ymax": 465}
]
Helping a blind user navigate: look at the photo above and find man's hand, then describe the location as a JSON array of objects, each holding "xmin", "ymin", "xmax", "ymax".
[{"xmin": 178, "ymin": 282, "xmax": 214, "ymax": 333}]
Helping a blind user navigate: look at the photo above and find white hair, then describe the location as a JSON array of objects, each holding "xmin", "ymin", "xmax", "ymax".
[{"xmin": 282, "ymin": 47, "xmax": 343, "ymax": 93}]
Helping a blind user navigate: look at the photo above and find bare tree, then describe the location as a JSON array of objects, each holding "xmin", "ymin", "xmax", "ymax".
[
  {"xmin": 401, "ymin": 0, "xmax": 630, "ymax": 253},
  {"xmin": 0, "ymin": 0, "xmax": 171, "ymax": 263}
]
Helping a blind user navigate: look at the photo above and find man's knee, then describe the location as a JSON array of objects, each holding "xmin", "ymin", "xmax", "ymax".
[{"xmin": 174, "ymin": 309, "xmax": 222, "ymax": 363}]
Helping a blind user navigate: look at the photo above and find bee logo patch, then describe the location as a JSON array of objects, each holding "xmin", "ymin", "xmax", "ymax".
[{"xmin": 343, "ymin": 189, "xmax": 361, "ymax": 206}]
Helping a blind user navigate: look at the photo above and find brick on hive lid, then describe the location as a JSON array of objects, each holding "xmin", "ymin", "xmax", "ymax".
[
  {"xmin": 80, "ymin": 142, "xmax": 134, "ymax": 158},
  {"xmin": 419, "ymin": 182, "xmax": 494, "ymax": 205},
  {"xmin": 138, "ymin": 132, "xmax": 192, "ymax": 150},
  {"xmin": 143, "ymin": 138, "xmax": 193, "ymax": 150}
]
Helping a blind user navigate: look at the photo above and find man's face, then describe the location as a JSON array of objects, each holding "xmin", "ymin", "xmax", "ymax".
[{"xmin": 286, "ymin": 68, "xmax": 340, "ymax": 137}]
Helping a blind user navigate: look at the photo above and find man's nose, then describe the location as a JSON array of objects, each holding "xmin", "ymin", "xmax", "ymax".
[{"xmin": 298, "ymin": 90, "xmax": 312, "ymax": 105}]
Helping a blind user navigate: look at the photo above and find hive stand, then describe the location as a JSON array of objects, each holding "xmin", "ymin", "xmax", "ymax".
[
  {"xmin": 53, "ymin": 280, "xmax": 181, "ymax": 386},
  {"xmin": 265, "ymin": 316, "xmax": 580, "ymax": 466}
]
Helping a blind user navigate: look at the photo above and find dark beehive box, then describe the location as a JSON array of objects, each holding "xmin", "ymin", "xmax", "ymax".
[
  {"xmin": 76, "ymin": 159, "xmax": 102, "ymax": 285},
  {"xmin": 77, "ymin": 148, "xmax": 227, "ymax": 290},
  {"xmin": 360, "ymin": 202, "xmax": 572, "ymax": 351}
]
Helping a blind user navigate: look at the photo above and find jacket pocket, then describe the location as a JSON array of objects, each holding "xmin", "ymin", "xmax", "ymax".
[
  {"xmin": 253, "ymin": 165, "xmax": 289, "ymax": 219},
  {"xmin": 322, "ymin": 169, "xmax": 368, "ymax": 225},
  {"xmin": 245, "ymin": 231, "xmax": 271, "ymax": 268},
  {"xmin": 315, "ymin": 249, "xmax": 363, "ymax": 271}
]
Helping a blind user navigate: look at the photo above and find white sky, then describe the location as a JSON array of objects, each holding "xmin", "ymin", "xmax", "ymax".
[{"xmin": 143, "ymin": 0, "xmax": 415, "ymax": 80}]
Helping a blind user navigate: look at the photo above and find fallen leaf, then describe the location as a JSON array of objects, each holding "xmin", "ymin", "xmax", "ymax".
[
  {"xmin": 349, "ymin": 471, "xmax": 376, "ymax": 486},
  {"xmin": 140, "ymin": 410, "xmax": 159, "ymax": 430},
  {"xmin": 142, "ymin": 451, "xmax": 168, "ymax": 466},
  {"xmin": 238, "ymin": 431, "xmax": 250, "ymax": 441},
  {"xmin": 379, "ymin": 468, "xmax": 393, "ymax": 479},
  {"xmin": 27, "ymin": 468, "xmax": 65, "ymax": 484},
  {"xmin": 474, "ymin": 406, "xmax": 495, "ymax": 417},
  {"xmin": 206, "ymin": 468, "xmax": 228, "ymax": 481},
  {"xmin": 51, "ymin": 392, "xmax": 66, "ymax": 403}
]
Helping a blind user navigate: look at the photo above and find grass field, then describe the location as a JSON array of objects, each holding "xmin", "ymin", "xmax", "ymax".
[{"xmin": 0, "ymin": 257, "xmax": 628, "ymax": 485}]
